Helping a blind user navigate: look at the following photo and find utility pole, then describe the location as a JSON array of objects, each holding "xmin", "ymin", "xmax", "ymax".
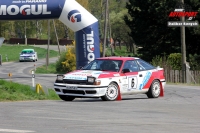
[
  {"xmin": 103, "ymin": 0, "xmax": 108, "ymax": 57},
  {"xmin": 52, "ymin": 20, "xmax": 61, "ymax": 55},
  {"xmin": 180, "ymin": 0, "xmax": 186, "ymax": 83},
  {"xmin": 46, "ymin": 20, "xmax": 50, "ymax": 69},
  {"xmin": 107, "ymin": 0, "xmax": 114, "ymax": 56},
  {"xmin": 25, "ymin": 21, "xmax": 27, "ymax": 45}
]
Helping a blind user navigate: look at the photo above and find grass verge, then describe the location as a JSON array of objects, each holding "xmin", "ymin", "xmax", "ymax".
[
  {"xmin": 0, "ymin": 79, "xmax": 59, "ymax": 102},
  {"xmin": 36, "ymin": 63, "xmax": 58, "ymax": 74},
  {"xmin": 0, "ymin": 44, "xmax": 59, "ymax": 62}
]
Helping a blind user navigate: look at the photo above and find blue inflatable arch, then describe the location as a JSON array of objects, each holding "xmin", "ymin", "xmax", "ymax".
[{"xmin": 0, "ymin": 0, "xmax": 100, "ymax": 68}]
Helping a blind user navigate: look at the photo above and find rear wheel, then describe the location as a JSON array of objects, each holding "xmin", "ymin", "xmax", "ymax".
[
  {"xmin": 146, "ymin": 80, "xmax": 161, "ymax": 98},
  {"xmin": 101, "ymin": 82, "xmax": 119, "ymax": 101},
  {"xmin": 58, "ymin": 95, "xmax": 75, "ymax": 101}
]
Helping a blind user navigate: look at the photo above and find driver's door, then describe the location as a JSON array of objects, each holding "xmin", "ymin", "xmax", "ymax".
[{"xmin": 122, "ymin": 60, "xmax": 145, "ymax": 92}]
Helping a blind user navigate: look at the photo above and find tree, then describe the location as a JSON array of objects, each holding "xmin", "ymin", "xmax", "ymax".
[{"xmin": 124, "ymin": 0, "xmax": 200, "ymax": 62}]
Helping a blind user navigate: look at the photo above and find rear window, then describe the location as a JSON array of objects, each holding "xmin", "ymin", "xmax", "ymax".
[{"xmin": 136, "ymin": 59, "xmax": 155, "ymax": 71}]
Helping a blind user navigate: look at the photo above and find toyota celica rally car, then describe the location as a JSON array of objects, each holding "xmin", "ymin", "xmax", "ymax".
[{"xmin": 54, "ymin": 57, "xmax": 166, "ymax": 101}]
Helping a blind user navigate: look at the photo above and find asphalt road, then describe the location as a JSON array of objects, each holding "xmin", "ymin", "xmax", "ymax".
[
  {"xmin": 0, "ymin": 50, "xmax": 200, "ymax": 133},
  {"xmin": 0, "ymin": 85, "xmax": 200, "ymax": 133},
  {"xmin": 0, "ymin": 57, "xmax": 59, "ymax": 89}
]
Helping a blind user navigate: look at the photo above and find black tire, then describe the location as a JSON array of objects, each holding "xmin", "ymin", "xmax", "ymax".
[
  {"xmin": 101, "ymin": 82, "xmax": 119, "ymax": 101},
  {"xmin": 59, "ymin": 95, "xmax": 75, "ymax": 101},
  {"xmin": 146, "ymin": 80, "xmax": 161, "ymax": 98}
]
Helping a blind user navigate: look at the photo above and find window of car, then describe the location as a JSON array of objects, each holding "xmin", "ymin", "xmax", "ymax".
[
  {"xmin": 136, "ymin": 59, "xmax": 155, "ymax": 71},
  {"xmin": 122, "ymin": 60, "xmax": 139, "ymax": 72},
  {"xmin": 82, "ymin": 59, "xmax": 122, "ymax": 72}
]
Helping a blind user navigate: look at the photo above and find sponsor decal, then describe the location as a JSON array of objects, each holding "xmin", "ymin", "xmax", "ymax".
[
  {"xmin": 93, "ymin": 72, "xmax": 103, "ymax": 74},
  {"xmin": 83, "ymin": 30, "xmax": 95, "ymax": 63},
  {"xmin": 94, "ymin": 72, "xmax": 109, "ymax": 75},
  {"xmin": 0, "ymin": 4, "xmax": 51, "ymax": 15},
  {"xmin": 68, "ymin": 10, "xmax": 81, "ymax": 23},
  {"xmin": 81, "ymin": 70, "xmax": 93, "ymax": 74},
  {"xmin": 65, "ymin": 76, "xmax": 87, "ymax": 80},
  {"xmin": 71, "ymin": 73, "xmax": 92, "ymax": 76},
  {"xmin": 113, "ymin": 74, "xmax": 120, "ymax": 77},
  {"xmin": 139, "ymin": 71, "xmax": 152, "ymax": 90},
  {"xmin": 167, "ymin": 2, "xmax": 199, "ymax": 27}
]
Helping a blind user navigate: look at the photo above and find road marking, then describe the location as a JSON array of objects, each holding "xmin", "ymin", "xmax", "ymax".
[{"xmin": 0, "ymin": 128, "xmax": 35, "ymax": 133}]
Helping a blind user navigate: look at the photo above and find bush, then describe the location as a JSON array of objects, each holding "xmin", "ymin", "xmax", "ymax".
[
  {"xmin": 188, "ymin": 54, "xmax": 200, "ymax": 70},
  {"xmin": 55, "ymin": 47, "xmax": 76, "ymax": 73},
  {"xmin": 167, "ymin": 53, "xmax": 182, "ymax": 70},
  {"xmin": 151, "ymin": 55, "xmax": 168, "ymax": 68}
]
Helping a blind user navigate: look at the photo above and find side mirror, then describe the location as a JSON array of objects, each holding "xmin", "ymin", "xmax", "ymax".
[
  {"xmin": 79, "ymin": 66, "xmax": 83, "ymax": 70},
  {"xmin": 122, "ymin": 69, "xmax": 130, "ymax": 73}
]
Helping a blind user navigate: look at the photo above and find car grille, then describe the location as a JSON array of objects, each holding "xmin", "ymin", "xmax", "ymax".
[
  {"xmin": 63, "ymin": 79, "xmax": 88, "ymax": 85},
  {"xmin": 62, "ymin": 89, "xmax": 97, "ymax": 95},
  {"xmin": 63, "ymin": 89, "xmax": 85, "ymax": 95}
]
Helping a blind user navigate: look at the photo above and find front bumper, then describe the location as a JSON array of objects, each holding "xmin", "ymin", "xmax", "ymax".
[
  {"xmin": 19, "ymin": 56, "xmax": 35, "ymax": 61},
  {"xmin": 54, "ymin": 83, "xmax": 107, "ymax": 97}
]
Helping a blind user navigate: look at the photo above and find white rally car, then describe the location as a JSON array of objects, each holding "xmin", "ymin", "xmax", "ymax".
[
  {"xmin": 54, "ymin": 57, "xmax": 166, "ymax": 101},
  {"xmin": 19, "ymin": 49, "xmax": 38, "ymax": 62}
]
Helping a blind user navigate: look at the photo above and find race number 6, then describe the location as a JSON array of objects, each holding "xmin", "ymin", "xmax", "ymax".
[{"xmin": 129, "ymin": 76, "xmax": 137, "ymax": 89}]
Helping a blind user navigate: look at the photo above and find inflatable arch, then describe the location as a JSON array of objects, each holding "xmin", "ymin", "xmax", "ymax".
[{"xmin": 0, "ymin": 0, "xmax": 100, "ymax": 68}]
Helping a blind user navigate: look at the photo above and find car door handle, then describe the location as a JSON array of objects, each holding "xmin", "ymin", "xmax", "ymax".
[{"xmin": 139, "ymin": 74, "xmax": 142, "ymax": 77}]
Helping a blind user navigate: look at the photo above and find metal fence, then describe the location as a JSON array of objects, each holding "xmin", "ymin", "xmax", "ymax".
[{"xmin": 164, "ymin": 69, "xmax": 200, "ymax": 84}]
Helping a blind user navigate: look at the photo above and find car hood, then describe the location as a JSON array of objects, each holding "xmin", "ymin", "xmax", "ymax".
[{"xmin": 63, "ymin": 70, "xmax": 119, "ymax": 80}]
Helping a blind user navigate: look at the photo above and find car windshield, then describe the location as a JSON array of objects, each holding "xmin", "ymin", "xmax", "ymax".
[
  {"xmin": 21, "ymin": 50, "xmax": 33, "ymax": 54},
  {"xmin": 82, "ymin": 59, "xmax": 123, "ymax": 72}
]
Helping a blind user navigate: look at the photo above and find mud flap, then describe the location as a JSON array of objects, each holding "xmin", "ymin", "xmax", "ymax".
[
  {"xmin": 159, "ymin": 83, "xmax": 164, "ymax": 97},
  {"xmin": 116, "ymin": 85, "xmax": 122, "ymax": 101}
]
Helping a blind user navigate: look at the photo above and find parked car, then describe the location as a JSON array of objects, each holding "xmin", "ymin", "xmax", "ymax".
[
  {"xmin": 19, "ymin": 49, "xmax": 38, "ymax": 62},
  {"xmin": 54, "ymin": 57, "xmax": 166, "ymax": 101}
]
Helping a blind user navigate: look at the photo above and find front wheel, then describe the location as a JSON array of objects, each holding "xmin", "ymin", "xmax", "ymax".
[
  {"xmin": 101, "ymin": 82, "xmax": 119, "ymax": 101},
  {"xmin": 59, "ymin": 95, "xmax": 75, "ymax": 101},
  {"xmin": 146, "ymin": 80, "xmax": 161, "ymax": 98}
]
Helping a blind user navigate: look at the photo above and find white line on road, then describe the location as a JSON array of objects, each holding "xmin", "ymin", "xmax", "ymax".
[{"xmin": 0, "ymin": 128, "xmax": 35, "ymax": 133}]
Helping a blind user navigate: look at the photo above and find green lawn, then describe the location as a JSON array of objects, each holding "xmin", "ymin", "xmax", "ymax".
[
  {"xmin": 0, "ymin": 79, "xmax": 59, "ymax": 101},
  {"xmin": 0, "ymin": 44, "xmax": 59, "ymax": 62}
]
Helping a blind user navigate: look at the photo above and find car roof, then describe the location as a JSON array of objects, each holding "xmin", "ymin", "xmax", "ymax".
[
  {"xmin": 96, "ymin": 56, "xmax": 140, "ymax": 61},
  {"xmin": 22, "ymin": 49, "xmax": 34, "ymax": 51}
]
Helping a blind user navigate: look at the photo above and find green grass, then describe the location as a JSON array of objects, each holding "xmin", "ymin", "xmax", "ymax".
[
  {"xmin": 36, "ymin": 63, "xmax": 58, "ymax": 74},
  {"xmin": 0, "ymin": 79, "xmax": 60, "ymax": 102},
  {"xmin": 0, "ymin": 44, "xmax": 59, "ymax": 62}
]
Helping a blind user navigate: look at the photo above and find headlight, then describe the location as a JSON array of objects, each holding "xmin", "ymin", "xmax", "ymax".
[
  {"xmin": 57, "ymin": 75, "xmax": 64, "ymax": 80},
  {"xmin": 87, "ymin": 77, "xmax": 101, "ymax": 85},
  {"xmin": 87, "ymin": 77, "xmax": 95, "ymax": 83}
]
